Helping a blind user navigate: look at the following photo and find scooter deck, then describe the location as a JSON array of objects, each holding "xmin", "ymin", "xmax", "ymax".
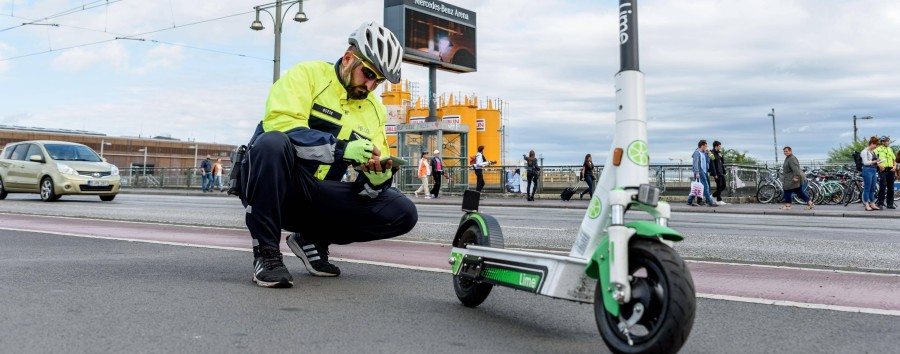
[{"xmin": 452, "ymin": 245, "xmax": 596, "ymax": 303}]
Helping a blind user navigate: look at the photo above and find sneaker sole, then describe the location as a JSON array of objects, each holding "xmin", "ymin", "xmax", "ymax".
[
  {"xmin": 286, "ymin": 235, "xmax": 340, "ymax": 277},
  {"xmin": 252, "ymin": 276, "xmax": 293, "ymax": 288}
]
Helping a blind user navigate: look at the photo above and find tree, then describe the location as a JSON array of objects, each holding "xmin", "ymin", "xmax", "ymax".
[
  {"xmin": 723, "ymin": 149, "xmax": 758, "ymax": 165},
  {"xmin": 827, "ymin": 138, "xmax": 868, "ymax": 163}
]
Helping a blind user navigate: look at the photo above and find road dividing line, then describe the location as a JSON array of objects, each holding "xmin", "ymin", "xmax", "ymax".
[{"xmin": 697, "ymin": 293, "xmax": 900, "ymax": 317}]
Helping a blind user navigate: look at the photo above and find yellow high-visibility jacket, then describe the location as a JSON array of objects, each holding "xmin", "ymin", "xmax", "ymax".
[{"xmin": 259, "ymin": 60, "xmax": 390, "ymax": 181}]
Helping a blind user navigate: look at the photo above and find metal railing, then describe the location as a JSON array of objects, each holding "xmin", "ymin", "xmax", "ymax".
[{"xmin": 120, "ymin": 162, "xmax": 857, "ymax": 203}]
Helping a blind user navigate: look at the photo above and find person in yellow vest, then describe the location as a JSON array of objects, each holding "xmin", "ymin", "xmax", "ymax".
[
  {"xmin": 237, "ymin": 22, "xmax": 417, "ymax": 288},
  {"xmin": 874, "ymin": 135, "xmax": 896, "ymax": 209},
  {"xmin": 415, "ymin": 151, "xmax": 431, "ymax": 198}
]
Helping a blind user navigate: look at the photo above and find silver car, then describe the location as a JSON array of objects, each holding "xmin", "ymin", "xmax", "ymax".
[{"xmin": 0, "ymin": 140, "xmax": 121, "ymax": 201}]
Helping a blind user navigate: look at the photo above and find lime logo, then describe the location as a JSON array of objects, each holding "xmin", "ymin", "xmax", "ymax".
[
  {"xmin": 588, "ymin": 198, "xmax": 602, "ymax": 219},
  {"xmin": 627, "ymin": 140, "xmax": 649, "ymax": 166}
]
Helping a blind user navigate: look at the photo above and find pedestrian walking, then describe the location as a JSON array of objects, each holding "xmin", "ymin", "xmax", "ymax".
[
  {"xmin": 472, "ymin": 145, "xmax": 490, "ymax": 194},
  {"xmin": 234, "ymin": 21, "xmax": 416, "ymax": 288},
  {"xmin": 414, "ymin": 151, "xmax": 431, "ymax": 198},
  {"xmin": 199, "ymin": 155, "xmax": 213, "ymax": 192},
  {"xmin": 780, "ymin": 146, "xmax": 814, "ymax": 210},
  {"xmin": 524, "ymin": 150, "xmax": 540, "ymax": 201},
  {"xmin": 430, "ymin": 150, "xmax": 447, "ymax": 198},
  {"xmin": 212, "ymin": 157, "xmax": 225, "ymax": 192},
  {"xmin": 687, "ymin": 140, "xmax": 717, "ymax": 207},
  {"xmin": 861, "ymin": 136, "xmax": 882, "ymax": 211},
  {"xmin": 710, "ymin": 141, "xmax": 727, "ymax": 205},
  {"xmin": 874, "ymin": 136, "xmax": 896, "ymax": 209},
  {"xmin": 579, "ymin": 154, "xmax": 595, "ymax": 199}
]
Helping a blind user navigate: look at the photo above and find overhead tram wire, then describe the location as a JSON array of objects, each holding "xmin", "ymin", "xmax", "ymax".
[
  {"xmin": 0, "ymin": 0, "xmax": 126, "ymax": 33},
  {"xmin": 2, "ymin": 13, "xmax": 270, "ymax": 62},
  {"xmin": 0, "ymin": 10, "xmax": 257, "ymax": 62},
  {"xmin": 116, "ymin": 37, "xmax": 271, "ymax": 61}
]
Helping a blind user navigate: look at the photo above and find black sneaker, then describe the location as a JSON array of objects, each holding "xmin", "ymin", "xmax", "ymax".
[
  {"xmin": 252, "ymin": 246, "xmax": 293, "ymax": 288},
  {"xmin": 286, "ymin": 233, "xmax": 341, "ymax": 277}
]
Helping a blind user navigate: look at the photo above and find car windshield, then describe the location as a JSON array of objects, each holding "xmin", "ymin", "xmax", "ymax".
[{"xmin": 44, "ymin": 144, "xmax": 102, "ymax": 162}]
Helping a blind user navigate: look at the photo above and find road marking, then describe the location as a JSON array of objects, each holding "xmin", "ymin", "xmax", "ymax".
[
  {"xmin": 697, "ymin": 293, "xmax": 900, "ymax": 317},
  {"xmin": 0, "ymin": 212, "xmax": 242, "ymax": 231},
  {"xmin": 3, "ymin": 223, "xmax": 898, "ymax": 317},
  {"xmin": 687, "ymin": 260, "xmax": 900, "ymax": 277}
]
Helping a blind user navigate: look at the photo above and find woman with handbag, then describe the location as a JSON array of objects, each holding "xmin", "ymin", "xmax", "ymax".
[{"xmin": 524, "ymin": 150, "xmax": 539, "ymax": 201}]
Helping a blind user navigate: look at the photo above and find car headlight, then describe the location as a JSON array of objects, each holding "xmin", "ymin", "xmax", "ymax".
[
  {"xmin": 57, "ymin": 163, "xmax": 79, "ymax": 175},
  {"xmin": 110, "ymin": 165, "xmax": 119, "ymax": 176}
]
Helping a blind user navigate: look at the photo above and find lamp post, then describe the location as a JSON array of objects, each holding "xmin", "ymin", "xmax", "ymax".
[
  {"xmin": 768, "ymin": 108, "xmax": 778, "ymax": 164},
  {"xmin": 99, "ymin": 139, "xmax": 112, "ymax": 158},
  {"xmin": 250, "ymin": 0, "xmax": 309, "ymax": 84},
  {"xmin": 137, "ymin": 147, "xmax": 148, "ymax": 177},
  {"xmin": 853, "ymin": 115, "xmax": 874, "ymax": 143},
  {"xmin": 188, "ymin": 144, "xmax": 199, "ymax": 176}
]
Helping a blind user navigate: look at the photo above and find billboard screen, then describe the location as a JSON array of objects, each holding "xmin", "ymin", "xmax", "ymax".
[{"xmin": 384, "ymin": 0, "xmax": 476, "ymax": 73}]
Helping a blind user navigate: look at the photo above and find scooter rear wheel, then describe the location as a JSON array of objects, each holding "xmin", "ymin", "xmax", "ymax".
[
  {"xmin": 595, "ymin": 239, "xmax": 696, "ymax": 354},
  {"xmin": 453, "ymin": 225, "xmax": 494, "ymax": 308}
]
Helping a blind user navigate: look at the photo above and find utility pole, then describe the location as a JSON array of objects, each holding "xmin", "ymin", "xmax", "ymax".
[{"xmin": 768, "ymin": 108, "xmax": 778, "ymax": 164}]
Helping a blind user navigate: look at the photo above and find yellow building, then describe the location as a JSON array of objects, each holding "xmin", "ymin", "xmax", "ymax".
[{"xmin": 380, "ymin": 82, "xmax": 503, "ymax": 164}]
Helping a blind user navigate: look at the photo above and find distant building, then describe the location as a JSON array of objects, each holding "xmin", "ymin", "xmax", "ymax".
[{"xmin": 0, "ymin": 125, "xmax": 236, "ymax": 175}]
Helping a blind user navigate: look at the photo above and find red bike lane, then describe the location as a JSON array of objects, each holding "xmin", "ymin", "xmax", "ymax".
[{"xmin": 2, "ymin": 213, "xmax": 898, "ymax": 313}]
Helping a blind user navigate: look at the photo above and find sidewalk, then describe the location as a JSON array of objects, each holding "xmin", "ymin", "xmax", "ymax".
[{"xmin": 120, "ymin": 188, "xmax": 898, "ymax": 218}]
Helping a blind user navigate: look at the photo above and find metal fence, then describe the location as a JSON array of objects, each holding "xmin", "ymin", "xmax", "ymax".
[{"xmin": 126, "ymin": 162, "xmax": 856, "ymax": 201}]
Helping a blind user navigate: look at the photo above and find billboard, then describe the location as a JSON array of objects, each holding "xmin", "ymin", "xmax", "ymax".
[{"xmin": 384, "ymin": 0, "xmax": 476, "ymax": 73}]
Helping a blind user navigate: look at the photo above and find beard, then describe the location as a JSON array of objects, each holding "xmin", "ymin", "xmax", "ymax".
[{"xmin": 347, "ymin": 85, "xmax": 369, "ymax": 100}]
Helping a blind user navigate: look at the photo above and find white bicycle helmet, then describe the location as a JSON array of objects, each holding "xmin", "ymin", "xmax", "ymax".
[{"xmin": 348, "ymin": 21, "xmax": 403, "ymax": 84}]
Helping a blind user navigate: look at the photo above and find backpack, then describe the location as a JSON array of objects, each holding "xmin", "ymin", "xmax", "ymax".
[
  {"xmin": 852, "ymin": 151, "xmax": 862, "ymax": 172},
  {"xmin": 469, "ymin": 155, "xmax": 476, "ymax": 165}
]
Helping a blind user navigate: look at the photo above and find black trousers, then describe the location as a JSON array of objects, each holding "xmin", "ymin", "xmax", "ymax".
[
  {"xmin": 877, "ymin": 169, "xmax": 895, "ymax": 206},
  {"xmin": 525, "ymin": 172, "xmax": 538, "ymax": 198},
  {"xmin": 430, "ymin": 171, "xmax": 443, "ymax": 197},
  {"xmin": 241, "ymin": 131, "xmax": 418, "ymax": 251},
  {"xmin": 474, "ymin": 168, "xmax": 485, "ymax": 192},
  {"xmin": 580, "ymin": 175, "xmax": 595, "ymax": 198},
  {"xmin": 712, "ymin": 175, "xmax": 727, "ymax": 201}
]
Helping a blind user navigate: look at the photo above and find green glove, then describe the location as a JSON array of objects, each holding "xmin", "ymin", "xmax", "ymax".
[
  {"xmin": 363, "ymin": 168, "xmax": 393, "ymax": 186},
  {"xmin": 344, "ymin": 139, "xmax": 374, "ymax": 164}
]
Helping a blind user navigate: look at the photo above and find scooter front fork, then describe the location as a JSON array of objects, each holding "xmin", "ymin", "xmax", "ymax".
[{"xmin": 607, "ymin": 224, "xmax": 635, "ymax": 304}]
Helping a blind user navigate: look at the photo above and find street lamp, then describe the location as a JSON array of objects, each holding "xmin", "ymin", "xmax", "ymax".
[
  {"xmin": 853, "ymin": 115, "xmax": 874, "ymax": 143},
  {"xmin": 188, "ymin": 144, "xmax": 199, "ymax": 176},
  {"xmin": 137, "ymin": 147, "xmax": 148, "ymax": 177},
  {"xmin": 99, "ymin": 139, "xmax": 112, "ymax": 158},
  {"xmin": 250, "ymin": 0, "xmax": 309, "ymax": 83},
  {"xmin": 768, "ymin": 108, "xmax": 778, "ymax": 164}
]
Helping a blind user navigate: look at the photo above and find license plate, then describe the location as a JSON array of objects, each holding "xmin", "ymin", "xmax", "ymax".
[{"xmin": 87, "ymin": 180, "xmax": 109, "ymax": 187}]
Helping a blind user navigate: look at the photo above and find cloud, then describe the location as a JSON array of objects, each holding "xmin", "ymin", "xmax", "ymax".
[
  {"xmin": 51, "ymin": 41, "xmax": 129, "ymax": 72},
  {"xmin": 3, "ymin": 0, "xmax": 900, "ymax": 166}
]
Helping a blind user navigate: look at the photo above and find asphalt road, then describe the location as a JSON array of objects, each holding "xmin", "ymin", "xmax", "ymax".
[
  {"xmin": 1, "ymin": 193, "xmax": 898, "ymax": 271},
  {"xmin": 1, "ymin": 230, "xmax": 897, "ymax": 354},
  {"xmin": 1, "ymin": 193, "xmax": 899, "ymax": 353}
]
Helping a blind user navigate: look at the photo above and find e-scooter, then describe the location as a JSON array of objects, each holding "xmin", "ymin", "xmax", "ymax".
[{"xmin": 448, "ymin": 1, "xmax": 696, "ymax": 353}]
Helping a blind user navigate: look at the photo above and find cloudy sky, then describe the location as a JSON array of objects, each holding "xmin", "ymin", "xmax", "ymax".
[{"xmin": 1, "ymin": 0, "xmax": 898, "ymax": 165}]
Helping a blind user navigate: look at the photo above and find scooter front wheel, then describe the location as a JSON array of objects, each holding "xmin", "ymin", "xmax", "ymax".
[
  {"xmin": 595, "ymin": 239, "xmax": 696, "ymax": 354},
  {"xmin": 452, "ymin": 224, "xmax": 494, "ymax": 307}
]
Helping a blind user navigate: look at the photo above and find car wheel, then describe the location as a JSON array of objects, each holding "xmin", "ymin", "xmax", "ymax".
[
  {"xmin": 40, "ymin": 177, "xmax": 58, "ymax": 202},
  {"xmin": 100, "ymin": 194, "xmax": 116, "ymax": 202},
  {"xmin": 0, "ymin": 176, "xmax": 7, "ymax": 200}
]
